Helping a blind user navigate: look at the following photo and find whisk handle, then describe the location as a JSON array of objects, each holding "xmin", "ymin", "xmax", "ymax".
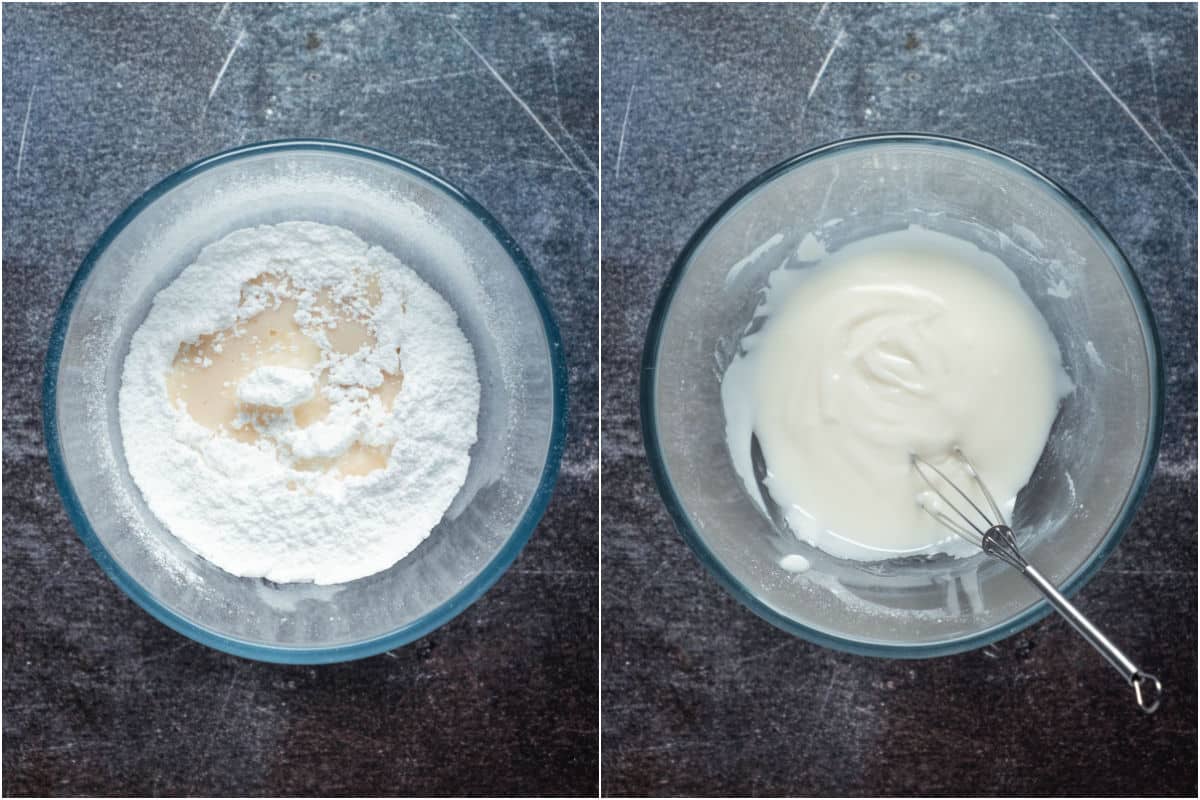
[{"xmin": 1023, "ymin": 565, "xmax": 1161, "ymax": 713}]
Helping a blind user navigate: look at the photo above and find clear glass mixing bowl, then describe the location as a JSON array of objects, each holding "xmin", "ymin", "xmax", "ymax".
[
  {"xmin": 642, "ymin": 134, "xmax": 1162, "ymax": 657},
  {"xmin": 44, "ymin": 140, "xmax": 567, "ymax": 663}
]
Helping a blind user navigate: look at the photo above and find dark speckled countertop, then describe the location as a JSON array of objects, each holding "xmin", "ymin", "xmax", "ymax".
[
  {"xmin": 601, "ymin": 3, "xmax": 1196, "ymax": 797},
  {"xmin": 3, "ymin": 3, "xmax": 597, "ymax": 796}
]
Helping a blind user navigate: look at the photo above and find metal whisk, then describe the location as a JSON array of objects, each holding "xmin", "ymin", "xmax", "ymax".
[{"xmin": 912, "ymin": 449, "xmax": 1162, "ymax": 714}]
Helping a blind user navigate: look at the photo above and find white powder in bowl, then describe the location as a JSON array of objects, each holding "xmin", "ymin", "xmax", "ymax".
[
  {"xmin": 118, "ymin": 221, "xmax": 480, "ymax": 585},
  {"xmin": 236, "ymin": 365, "xmax": 317, "ymax": 408}
]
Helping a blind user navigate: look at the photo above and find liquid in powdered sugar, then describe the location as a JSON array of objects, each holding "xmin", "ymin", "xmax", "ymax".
[{"xmin": 119, "ymin": 221, "xmax": 481, "ymax": 585}]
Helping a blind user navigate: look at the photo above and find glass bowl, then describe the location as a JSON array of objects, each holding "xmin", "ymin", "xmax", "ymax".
[
  {"xmin": 44, "ymin": 140, "xmax": 567, "ymax": 663},
  {"xmin": 642, "ymin": 133, "xmax": 1162, "ymax": 657}
]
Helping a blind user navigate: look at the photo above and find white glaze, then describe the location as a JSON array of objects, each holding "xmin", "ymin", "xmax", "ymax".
[{"xmin": 723, "ymin": 227, "xmax": 1072, "ymax": 561}]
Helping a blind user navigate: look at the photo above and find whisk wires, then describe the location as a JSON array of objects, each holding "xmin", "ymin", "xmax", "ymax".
[{"xmin": 911, "ymin": 449, "xmax": 1026, "ymax": 570}]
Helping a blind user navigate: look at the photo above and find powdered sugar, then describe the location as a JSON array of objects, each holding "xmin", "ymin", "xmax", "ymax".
[
  {"xmin": 237, "ymin": 366, "xmax": 316, "ymax": 408},
  {"xmin": 118, "ymin": 221, "xmax": 480, "ymax": 585}
]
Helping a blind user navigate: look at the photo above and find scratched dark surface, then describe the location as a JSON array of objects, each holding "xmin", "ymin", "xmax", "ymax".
[
  {"xmin": 2, "ymin": 3, "xmax": 597, "ymax": 796},
  {"xmin": 601, "ymin": 3, "xmax": 1196, "ymax": 796}
]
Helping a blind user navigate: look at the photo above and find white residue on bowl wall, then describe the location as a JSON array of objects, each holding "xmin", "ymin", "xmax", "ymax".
[
  {"xmin": 1065, "ymin": 470, "xmax": 1080, "ymax": 510},
  {"xmin": 779, "ymin": 553, "xmax": 810, "ymax": 573},
  {"xmin": 798, "ymin": 570, "xmax": 947, "ymax": 620},
  {"xmin": 1047, "ymin": 280, "xmax": 1072, "ymax": 299},
  {"xmin": 960, "ymin": 569, "xmax": 984, "ymax": 615},
  {"xmin": 1011, "ymin": 223, "xmax": 1045, "ymax": 252},
  {"xmin": 940, "ymin": 570, "xmax": 984, "ymax": 616},
  {"xmin": 724, "ymin": 232, "xmax": 784, "ymax": 289},
  {"xmin": 795, "ymin": 231, "xmax": 828, "ymax": 261}
]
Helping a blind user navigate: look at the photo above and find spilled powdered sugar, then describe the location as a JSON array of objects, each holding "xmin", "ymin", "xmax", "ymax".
[{"xmin": 119, "ymin": 222, "xmax": 480, "ymax": 584}]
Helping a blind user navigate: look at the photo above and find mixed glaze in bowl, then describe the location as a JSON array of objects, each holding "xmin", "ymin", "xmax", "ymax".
[{"xmin": 642, "ymin": 134, "xmax": 1162, "ymax": 657}]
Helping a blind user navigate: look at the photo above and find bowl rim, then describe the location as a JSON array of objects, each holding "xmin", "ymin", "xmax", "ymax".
[
  {"xmin": 640, "ymin": 132, "xmax": 1164, "ymax": 658},
  {"xmin": 42, "ymin": 138, "xmax": 569, "ymax": 664}
]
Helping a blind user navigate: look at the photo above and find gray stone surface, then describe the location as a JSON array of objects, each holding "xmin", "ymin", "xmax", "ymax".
[
  {"xmin": 601, "ymin": 3, "xmax": 1196, "ymax": 796},
  {"xmin": 3, "ymin": 3, "xmax": 596, "ymax": 796}
]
